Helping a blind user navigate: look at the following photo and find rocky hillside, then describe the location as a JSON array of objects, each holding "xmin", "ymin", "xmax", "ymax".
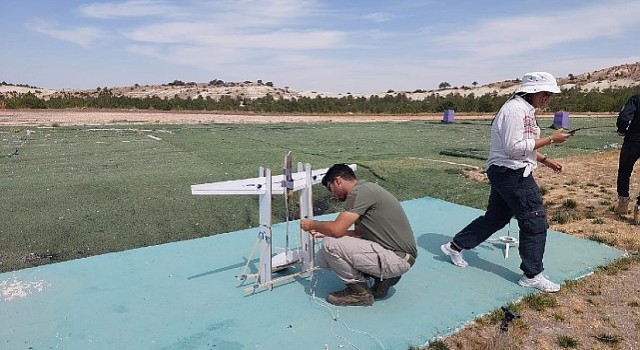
[
  {"xmin": 473, "ymin": 62, "xmax": 640, "ymax": 98},
  {"xmin": 2, "ymin": 62, "xmax": 639, "ymax": 101}
]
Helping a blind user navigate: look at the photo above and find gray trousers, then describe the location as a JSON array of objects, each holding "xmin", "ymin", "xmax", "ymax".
[{"xmin": 316, "ymin": 236, "xmax": 411, "ymax": 285}]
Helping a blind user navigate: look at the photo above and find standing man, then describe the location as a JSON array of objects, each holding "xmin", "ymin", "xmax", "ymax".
[
  {"xmin": 615, "ymin": 93, "xmax": 640, "ymax": 223},
  {"xmin": 440, "ymin": 72, "xmax": 573, "ymax": 292},
  {"xmin": 300, "ymin": 164, "xmax": 417, "ymax": 306}
]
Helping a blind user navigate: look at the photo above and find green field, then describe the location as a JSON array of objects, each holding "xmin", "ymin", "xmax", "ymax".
[{"xmin": 0, "ymin": 116, "xmax": 619, "ymax": 273}]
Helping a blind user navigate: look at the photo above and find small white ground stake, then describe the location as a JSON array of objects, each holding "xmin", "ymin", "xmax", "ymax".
[{"xmin": 498, "ymin": 236, "xmax": 518, "ymax": 259}]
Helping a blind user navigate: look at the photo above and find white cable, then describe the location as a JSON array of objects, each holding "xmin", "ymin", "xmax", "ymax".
[{"xmin": 309, "ymin": 274, "xmax": 386, "ymax": 350}]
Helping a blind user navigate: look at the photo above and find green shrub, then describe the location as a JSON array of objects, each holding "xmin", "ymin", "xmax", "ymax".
[
  {"xmin": 523, "ymin": 293, "xmax": 557, "ymax": 311},
  {"xmin": 552, "ymin": 212, "xmax": 570, "ymax": 224},
  {"xmin": 561, "ymin": 199, "xmax": 577, "ymax": 209},
  {"xmin": 557, "ymin": 335, "xmax": 579, "ymax": 348},
  {"xmin": 593, "ymin": 333, "xmax": 622, "ymax": 345},
  {"xmin": 426, "ymin": 339, "xmax": 449, "ymax": 350}
]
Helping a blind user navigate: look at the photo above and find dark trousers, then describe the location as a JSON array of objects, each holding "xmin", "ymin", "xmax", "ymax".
[
  {"xmin": 616, "ymin": 142, "xmax": 640, "ymax": 202},
  {"xmin": 452, "ymin": 165, "xmax": 549, "ymax": 276}
]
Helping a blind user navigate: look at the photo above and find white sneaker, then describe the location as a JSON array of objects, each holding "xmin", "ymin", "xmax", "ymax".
[
  {"xmin": 518, "ymin": 274, "xmax": 560, "ymax": 292},
  {"xmin": 440, "ymin": 242, "xmax": 468, "ymax": 267}
]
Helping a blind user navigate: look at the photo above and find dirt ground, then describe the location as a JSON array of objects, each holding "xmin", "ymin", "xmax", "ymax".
[
  {"xmin": 454, "ymin": 152, "xmax": 640, "ymax": 350},
  {"xmin": 0, "ymin": 109, "xmax": 496, "ymax": 126},
  {"xmin": 3, "ymin": 109, "xmax": 639, "ymax": 349}
]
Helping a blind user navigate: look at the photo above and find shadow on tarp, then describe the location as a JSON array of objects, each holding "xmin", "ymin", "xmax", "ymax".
[{"xmin": 0, "ymin": 197, "xmax": 623, "ymax": 349}]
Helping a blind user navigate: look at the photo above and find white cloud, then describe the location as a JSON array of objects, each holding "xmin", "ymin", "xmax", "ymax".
[
  {"xmin": 364, "ymin": 12, "xmax": 392, "ymax": 23},
  {"xmin": 128, "ymin": 44, "xmax": 243, "ymax": 68},
  {"xmin": 123, "ymin": 22, "xmax": 344, "ymax": 49},
  {"xmin": 78, "ymin": 0, "xmax": 184, "ymax": 19},
  {"xmin": 27, "ymin": 20, "xmax": 105, "ymax": 47},
  {"xmin": 438, "ymin": 1, "xmax": 640, "ymax": 59},
  {"xmin": 78, "ymin": 0, "xmax": 323, "ymax": 23},
  {"xmin": 217, "ymin": 0, "xmax": 324, "ymax": 26}
]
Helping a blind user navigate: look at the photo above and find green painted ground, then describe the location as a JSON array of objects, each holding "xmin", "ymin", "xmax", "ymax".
[{"xmin": 0, "ymin": 116, "xmax": 619, "ymax": 272}]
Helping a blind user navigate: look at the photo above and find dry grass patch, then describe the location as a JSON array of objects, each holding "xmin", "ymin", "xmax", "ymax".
[
  {"xmin": 426, "ymin": 151, "xmax": 640, "ymax": 350},
  {"xmin": 429, "ymin": 254, "xmax": 640, "ymax": 350}
]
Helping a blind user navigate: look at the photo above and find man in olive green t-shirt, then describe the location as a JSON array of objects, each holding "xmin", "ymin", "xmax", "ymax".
[{"xmin": 300, "ymin": 164, "xmax": 417, "ymax": 306}]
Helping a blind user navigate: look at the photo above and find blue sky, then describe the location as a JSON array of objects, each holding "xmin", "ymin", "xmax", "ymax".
[{"xmin": 1, "ymin": 0, "xmax": 639, "ymax": 93}]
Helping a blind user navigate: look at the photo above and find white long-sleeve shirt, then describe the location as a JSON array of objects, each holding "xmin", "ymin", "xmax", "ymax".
[{"xmin": 487, "ymin": 95, "xmax": 540, "ymax": 177}]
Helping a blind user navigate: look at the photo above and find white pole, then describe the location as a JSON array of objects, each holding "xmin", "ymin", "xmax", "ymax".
[
  {"xmin": 299, "ymin": 162, "xmax": 315, "ymax": 276},
  {"xmin": 258, "ymin": 168, "xmax": 273, "ymax": 290}
]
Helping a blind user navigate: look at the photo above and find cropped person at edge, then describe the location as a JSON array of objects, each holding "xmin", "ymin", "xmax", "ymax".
[
  {"xmin": 615, "ymin": 92, "xmax": 640, "ymax": 224},
  {"xmin": 440, "ymin": 72, "xmax": 573, "ymax": 293}
]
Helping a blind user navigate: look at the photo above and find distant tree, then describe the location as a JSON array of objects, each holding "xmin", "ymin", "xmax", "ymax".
[
  {"xmin": 438, "ymin": 82, "xmax": 451, "ymax": 89},
  {"xmin": 265, "ymin": 81, "xmax": 274, "ymax": 87},
  {"xmin": 4, "ymin": 78, "xmax": 640, "ymax": 114},
  {"xmin": 568, "ymin": 73, "xmax": 575, "ymax": 80},
  {"xmin": 472, "ymin": 81, "xmax": 478, "ymax": 87}
]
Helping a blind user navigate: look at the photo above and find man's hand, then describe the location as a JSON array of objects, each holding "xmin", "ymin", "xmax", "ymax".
[
  {"xmin": 309, "ymin": 229, "xmax": 325, "ymax": 238},
  {"xmin": 300, "ymin": 218, "xmax": 314, "ymax": 232},
  {"xmin": 301, "ymin": 219, "xmax": 325, "ymax": 238},
  {"xmin": 300, "ymin": 211, "xmax": 359, "ymax": 238}
]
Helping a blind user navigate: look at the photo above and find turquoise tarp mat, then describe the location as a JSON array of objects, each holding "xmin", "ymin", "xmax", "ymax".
[{"xmin": 0, "ymin": 197, "xmax": 623, "ymax": 349}]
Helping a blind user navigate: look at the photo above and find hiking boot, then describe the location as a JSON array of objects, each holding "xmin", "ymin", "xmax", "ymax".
[
  {"xmin": 440, "ymin": 242, "xmax": 468, "ymax": 267},
  {"xmin": 616, "ymin": 196, "xmax": 630, "ymax": 216},
  {"xmin": 518, "ymin": 274, "xmax": 560, "ymax": 292},
  {"xmin": 371, "ymin": 276, "xmax": 402, "ymax": 299},
  {"xmin": 326, "ymin": 282, "xmax": 374, "ymax": 306}
]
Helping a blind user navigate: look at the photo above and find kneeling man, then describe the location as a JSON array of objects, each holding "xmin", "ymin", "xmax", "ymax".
[{"xmin": 301, "ymin": 164, "xmax": 417, "ymax": 306}]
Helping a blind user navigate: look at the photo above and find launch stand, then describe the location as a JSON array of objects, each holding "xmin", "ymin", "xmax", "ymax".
[{"xmin": 191, "ymin": 153, "xmax": 356, "ymax": 292}]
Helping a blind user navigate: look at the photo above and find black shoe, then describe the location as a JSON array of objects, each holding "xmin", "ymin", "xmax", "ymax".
[
  {"xmin": 326, "ymin": 282, "xmax": 374, "ymax": 306},
  {"xmin": 371, "ymin": 276, "xmax": 401, "ymax": 299}
]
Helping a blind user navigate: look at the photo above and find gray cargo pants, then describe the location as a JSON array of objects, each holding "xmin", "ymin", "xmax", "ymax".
[{"xmin": 316, "ymin": 236, "xmax": 411, "ymax": 285}]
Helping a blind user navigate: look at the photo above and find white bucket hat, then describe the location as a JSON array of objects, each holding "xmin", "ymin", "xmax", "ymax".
[{"xmin": 516, "ymin": 72, "xmax": 561, "ymax": 94}]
